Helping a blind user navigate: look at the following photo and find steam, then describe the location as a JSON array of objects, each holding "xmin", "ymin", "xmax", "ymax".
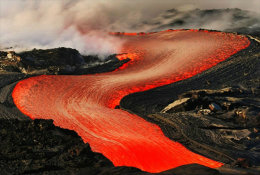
[
  {"xmin": 146, "ymin": 8, "xmax": 260, "ymax": 33},
  {"xmin": 0, "ymin": 0, "xmax": 126, "ymax": 56},
  {"xmin": 0, "ymin": 0, "xmax": 259, "ymax": 57}
]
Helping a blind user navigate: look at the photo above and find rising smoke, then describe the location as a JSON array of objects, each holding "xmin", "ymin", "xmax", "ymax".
[
  {"xmin": 0, "ymin": 0, "xmax": 259, "ymax": 57},
  {"xmin": 0, "ymin": 0, "xmax": 126, "ymax": 56}
]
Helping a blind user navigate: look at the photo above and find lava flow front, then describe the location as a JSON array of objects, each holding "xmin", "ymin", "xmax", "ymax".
[{"xmin": 12, "ymin": 30, "xmax": 250, "ymax": 173}]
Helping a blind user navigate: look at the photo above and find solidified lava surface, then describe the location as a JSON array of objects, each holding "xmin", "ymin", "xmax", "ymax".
[{"xmin": 12, "ymin": 30, "xmax": 250, "ymax": 173}]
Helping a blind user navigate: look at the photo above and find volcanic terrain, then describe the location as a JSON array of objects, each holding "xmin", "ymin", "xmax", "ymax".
[{"xmin": 0, "ymin": 28, "xmax": 259, "ymax": 175}]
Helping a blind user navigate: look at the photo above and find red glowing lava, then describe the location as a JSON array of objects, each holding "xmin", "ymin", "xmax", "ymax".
[{"xmin": 12, "ymin": 30, "xmax": 250, "ymax": 173}]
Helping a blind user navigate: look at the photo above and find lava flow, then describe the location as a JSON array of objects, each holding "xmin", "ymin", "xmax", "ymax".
[{"xmin": 12, "ymin": 30, "xmax": 250, "ymax": 173}]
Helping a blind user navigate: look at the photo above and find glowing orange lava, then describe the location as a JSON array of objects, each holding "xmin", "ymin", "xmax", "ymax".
[{"xmin": 12, "ymin": 30, "xmax": 250, "ymax": 173}]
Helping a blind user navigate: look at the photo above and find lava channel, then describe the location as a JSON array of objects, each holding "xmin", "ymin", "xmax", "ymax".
[{"xmin": 12, "ymin": 30, "xmax": 250, "ymax": 173}]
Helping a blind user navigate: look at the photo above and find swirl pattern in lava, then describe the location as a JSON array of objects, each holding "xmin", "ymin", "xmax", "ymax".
[{"xmin": 12, "ymin": 30, "xmax": 250, "ymax": 173}]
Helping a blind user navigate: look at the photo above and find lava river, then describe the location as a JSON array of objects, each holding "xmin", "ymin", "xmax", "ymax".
[{"xmin": 12, "ymin": 30, "xmax": 250, "ymax": 173}]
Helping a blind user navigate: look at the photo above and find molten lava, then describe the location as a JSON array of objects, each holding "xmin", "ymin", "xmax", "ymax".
[{"xmin": 12, "ymin": 30, "xmax": 250, "ymax": 173}]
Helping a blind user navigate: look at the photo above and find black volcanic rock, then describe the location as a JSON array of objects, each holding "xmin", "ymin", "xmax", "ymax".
[
  {"xmin": 146, "ymin": 86, "xmax": 260, "ymax": 165},
  {"xmin": 0, "ymin": 118, "xmax": 143, "ymax": 175},
  {"xmin": 18, "ymin": 47, "xmax": 85, "ymax": 68},
  {"xmin": 120, "ymin": 38, "xmax": 260, "ymax": 115},
  {"xmin": 0, "ymin": 35, "xmax": 259, "ymax": 174},
  {"xmin": 0, "ymin": 118, "xmax": 224, "ymax": 175},
  {"xmin": 120, "ymin": 37, "xmax": 260, "ymax": 174},
  {"xmin": 0, "ymin": 48, "xmax": 129, "ymax": 75}
]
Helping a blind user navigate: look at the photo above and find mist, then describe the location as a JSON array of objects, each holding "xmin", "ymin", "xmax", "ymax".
[{"xmin": 0, "ymin": 0, "xmax": 259, "ymax": 57}]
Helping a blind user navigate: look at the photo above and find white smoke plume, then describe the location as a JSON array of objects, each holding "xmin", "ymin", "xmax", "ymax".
[
  {"xmin": 0, "ymin": 0, "xmax": 127, "ymax": 56},
  {"xmin": 0, "ymin": 0, "xmax": 259, "ymax": 57}
]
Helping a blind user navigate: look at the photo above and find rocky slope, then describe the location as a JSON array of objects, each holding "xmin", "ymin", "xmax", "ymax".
[
  {"xmin": 0, "ymin": 48, "xmax": 129, "ymax": 75},
  {"xmin": 120, "ymin": 37, "xmax": 260, "ymax": 174},
  {"xmin": 0, "ymin": 35, "xmax": 259, "ymax": 174}
]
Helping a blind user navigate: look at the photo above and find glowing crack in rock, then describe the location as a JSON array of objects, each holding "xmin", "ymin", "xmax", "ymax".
[{"xmin": 12, "ymin": 30, "xmax": 250, "ymax": 173}]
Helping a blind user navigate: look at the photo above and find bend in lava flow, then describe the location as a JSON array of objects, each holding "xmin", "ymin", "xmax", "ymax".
[
  {"xmin": 12, "ymin": 29, "xmax": 250, "ymax": 173},
  {"xmin": 107, "ymin": 29, "xmax": 250, "ymax": 108}
]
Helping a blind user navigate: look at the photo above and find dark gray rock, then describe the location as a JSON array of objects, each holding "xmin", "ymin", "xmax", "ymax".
[{"xmin": 0, "ymin": 48, "xmax": 130, "ymax": 75}]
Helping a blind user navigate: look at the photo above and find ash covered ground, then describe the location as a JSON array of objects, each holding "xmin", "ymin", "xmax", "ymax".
[{"xmin": 0, "ymin": 7, "xmax": 260, "ymax": 175}]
